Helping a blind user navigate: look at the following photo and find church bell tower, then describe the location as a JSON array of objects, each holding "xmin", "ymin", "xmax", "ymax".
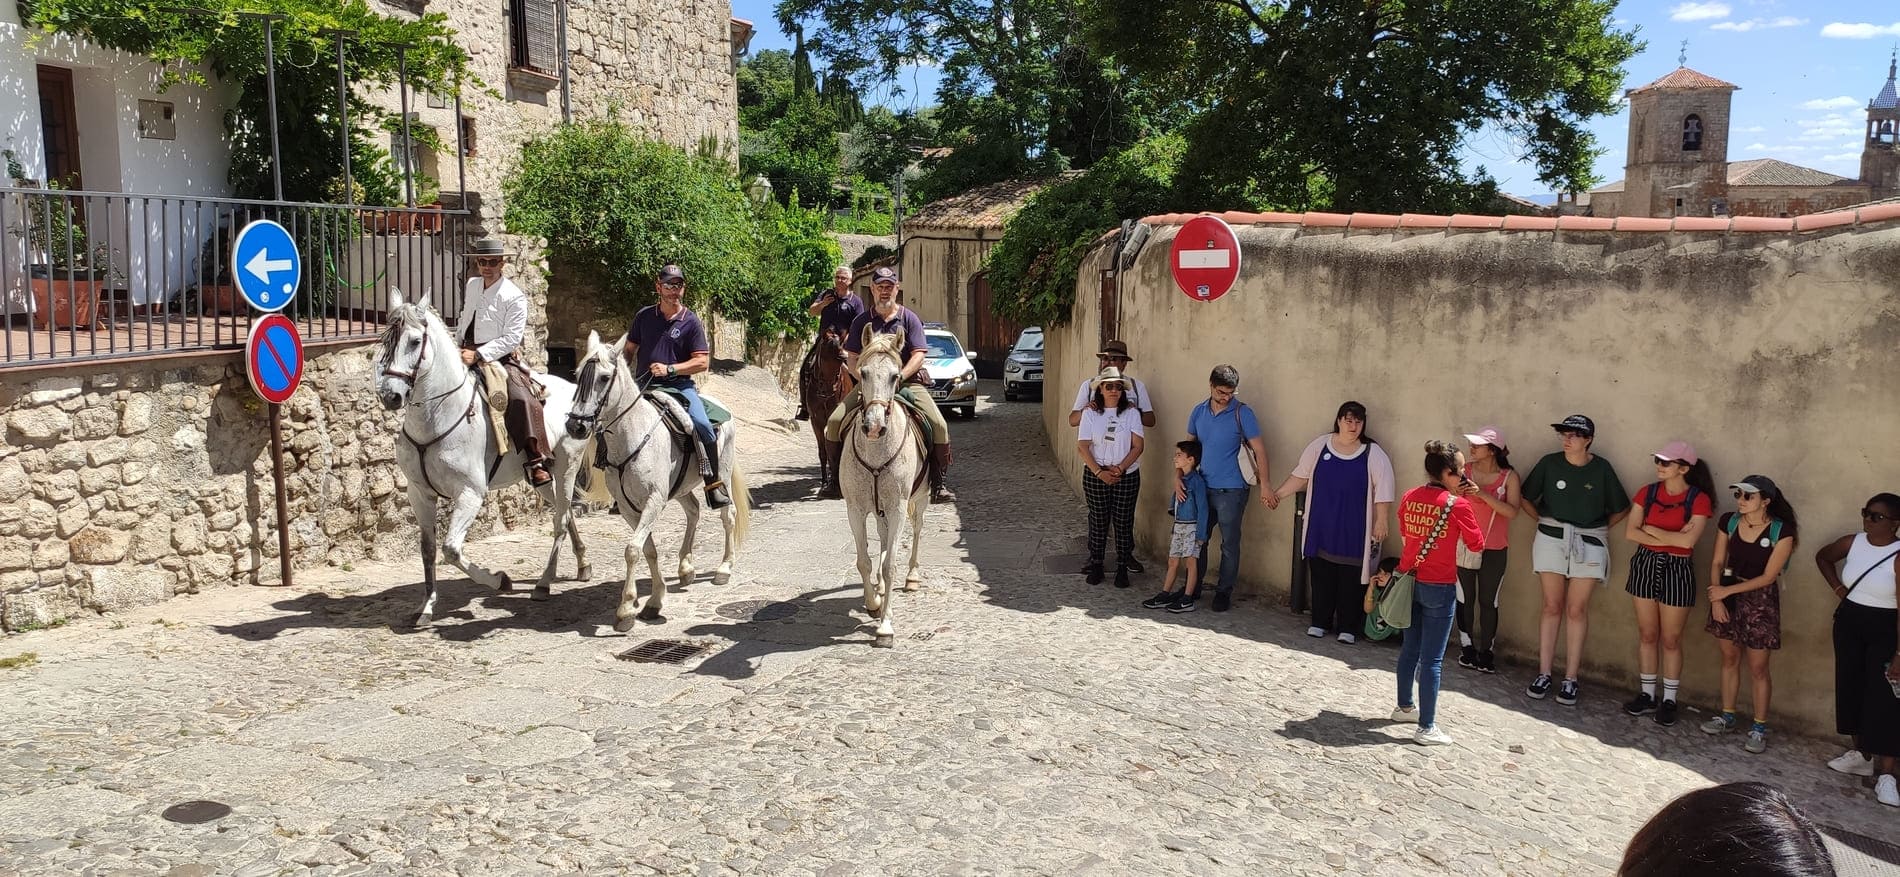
[{"xmin": 1864, "ymin": 52, "xmax": 1900, "ymax": 199}]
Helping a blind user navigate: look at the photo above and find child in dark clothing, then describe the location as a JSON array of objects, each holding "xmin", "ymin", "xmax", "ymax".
[{"xmin": 1145, "ymin": 441, "xmax": 1211, "ymax": 613}]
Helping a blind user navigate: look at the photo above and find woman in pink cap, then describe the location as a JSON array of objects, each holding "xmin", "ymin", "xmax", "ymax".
[
  {"xmin": 1455, "ymin": 427, "xmax": 1520, "ymax": 675},
  {"xmin": 1620, "ymin": 440, "xmax": 1716, "ymax": 728}
]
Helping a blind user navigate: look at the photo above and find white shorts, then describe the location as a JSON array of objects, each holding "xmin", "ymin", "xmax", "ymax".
[{"xmin": 1531, "ymin": 526, "xmax": 1609, "ymax": 581}]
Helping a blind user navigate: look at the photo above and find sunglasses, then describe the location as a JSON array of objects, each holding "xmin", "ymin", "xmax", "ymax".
[
  {"xmin": 1864, "ymin": 509, "xmax": 1894, "ymax": 523},
  {"xmin": 660, "ymin": 280, "xmax": 684, "ymax": 289},
  {"xmin": 1732, "ymin": 490, "xmax": 1760, "ymax": 500},
  {"xmin": 476, "ymin": 258, "xmax": 502, "ymax": 266}
]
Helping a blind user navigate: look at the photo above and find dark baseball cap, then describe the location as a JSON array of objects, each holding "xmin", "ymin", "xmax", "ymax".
[
  {"xmin": 1728, "ymin": 475, "xmax": 1781, "ymax": 499},
  {"xmin": 657, "ymin": 264, "xmax": 685, "ymax": 283},
  {"xmin": 870, "ymin": 266, "xmax": 899, "ymax": 283},
  {"xmin": 1550, "ymin": 414, "xmax": 1596, "ymax": 437}
]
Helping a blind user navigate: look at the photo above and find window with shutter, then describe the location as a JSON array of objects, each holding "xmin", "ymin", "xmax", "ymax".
[{"xmin": 509, "ymin": 0, "xmax": 558, "ymax": 74}]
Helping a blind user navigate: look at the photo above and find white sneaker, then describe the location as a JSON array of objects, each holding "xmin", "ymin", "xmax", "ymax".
[
  {"xmin": 1415, "ymin": 725, "xmax": 1454, "ymax": 746},
  {"xmin": 1830, "ymin": 749, "xmax": 1877, "ymax": 777},
  {"xmin": 1337, "ymin": 632, "xmax": 1356, "ymax": 644},
  {"xmin": 1878, "ymin": 775, "xmax": 1900, "ymax": 808},
  {"xmin": 1306, "ymin": 626, "xmax": 1326, "ymax": 638},
  {"xmin": 1390, "ymin": 706, "xmax": 1418, "ymax": 723}
]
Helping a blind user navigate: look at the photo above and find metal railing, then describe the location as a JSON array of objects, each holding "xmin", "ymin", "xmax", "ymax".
[{"xmin": 0, "ymin": 185, "xmax": 473, "ymax": 367}]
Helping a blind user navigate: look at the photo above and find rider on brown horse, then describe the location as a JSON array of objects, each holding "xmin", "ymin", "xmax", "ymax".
[{"xmin": 800, "ymin": 265, "xmax": 863, "ymax": 498}]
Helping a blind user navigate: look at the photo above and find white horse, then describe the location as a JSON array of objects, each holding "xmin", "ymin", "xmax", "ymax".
[
  {"xmin": 373, "ymin": 291, "xmax": 594, "ymax": 627},
  {"xmin": 563, "ymin": 331, "xmax": 750, "ymax": 630},
  {"xmin": 839, "ymin": 329, "xmax": 928, "ymax": 648}
]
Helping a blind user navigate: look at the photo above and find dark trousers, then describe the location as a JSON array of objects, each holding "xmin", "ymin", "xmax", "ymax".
[
  {"xmin": 1309, "ymin": 557, "xmax": 1367, "ymax": 635},
  {"xmin": 1834, "ymin": 600, "xmax": 1900, "ymax": 755},
  {"xmin": 1082, "ymin": 468, "xmax": 1141, "ymax": 569},
  {"xmin": 1457, "ymin": 548, "xmax": 1510, "ymax": 652},
  {"xmin": 485, "ymin": 358, "xmax": 550, "ymax": 468},
  {"xmin": 1197, "ymin": 488, "xmax": 1249, "ymax": 596}
]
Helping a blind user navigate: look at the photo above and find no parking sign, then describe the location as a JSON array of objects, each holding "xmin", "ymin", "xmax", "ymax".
[{"xmin": 245, "ymin": 313, "xmax": 304, "ymax": 404}]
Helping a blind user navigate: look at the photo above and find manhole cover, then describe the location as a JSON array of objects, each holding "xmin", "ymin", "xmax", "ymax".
[
  {"xmin": 1040, "ymin": 554, "xmax": 1086, "ymax": 574},
  {"xmin": 161, "ymin": 800, "xmax": 231, "ymax": 824},
  {"xmin": 714, "ymin": 600, "xmax": 799, "ymax": 622},
  {"xmin": 615, "ymin": 639, "xmax": 712, "ymax": 665}
]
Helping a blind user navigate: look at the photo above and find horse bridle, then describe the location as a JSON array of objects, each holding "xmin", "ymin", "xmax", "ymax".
[
  {"xmin": 848, "ymin": 357, "xmax": 924, "ymax": 515},
  {"xmin": 381, "ymin": 316, "xmax": 484, "ymax": 498},
  {"xmin": 569, "ymin": 356, "xmax": 647, "ymax": 437}
]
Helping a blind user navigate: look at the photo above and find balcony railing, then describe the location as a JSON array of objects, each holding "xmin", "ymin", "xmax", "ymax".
[{"xmin": 0, "ymin": 186, "xmax": 473, "ymax": 368}]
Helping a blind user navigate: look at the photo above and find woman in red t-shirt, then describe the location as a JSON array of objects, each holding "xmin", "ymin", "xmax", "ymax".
[
  {"xmin": 1390, "ymin": 440, "xmax": 1486, "ymax": 746},
  {"xmin": 1621, "ymin": 440, "xmax": 1717, "ymax": 728}
]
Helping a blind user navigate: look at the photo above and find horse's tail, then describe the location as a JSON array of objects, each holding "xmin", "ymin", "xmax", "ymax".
[
  {"xmin": 579, "ymin": 453, "xmax": 614, "ymax": 506},
  {"xmin": 728, "ymin": 461, "xmax": 750, "ymax": 547}
]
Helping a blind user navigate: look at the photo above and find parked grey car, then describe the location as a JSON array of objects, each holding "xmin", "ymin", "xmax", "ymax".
[{"xmin": 1002, "ymin": 326, "xmax": 1043, "ymax": 401}]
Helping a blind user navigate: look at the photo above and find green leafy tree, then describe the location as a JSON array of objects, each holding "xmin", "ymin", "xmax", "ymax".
[
  {"xmin": 1086, "ymin": 0, "xmax": 1640, "ymax": 211},
  {"xmin": 19, "ymin": 0, "xmax": 471, "ymax": 204}
]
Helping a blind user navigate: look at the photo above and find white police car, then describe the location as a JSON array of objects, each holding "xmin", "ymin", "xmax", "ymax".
[{"xmin": 922, "ymin": 324, "xmax": 979, "ymax": 418}]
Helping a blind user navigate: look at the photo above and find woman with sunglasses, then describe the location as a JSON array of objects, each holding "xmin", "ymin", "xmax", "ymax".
[
  {"xmin": 1076, "ymin": 368, "xmax": 1145, "ymax": 589},
  {"xmin": 1620, "ymin": 441, "xmax": 1716, "ymax": 727},
  {"xmin": 1701, "ymin": 476, "xmax": 1799, "ymax": 753},
  {"xmin": 1816, "ymin": 492, "xmax": 1900, "ymax": 807},
  {"xmin": 1519, "ymin": 414, "xmax": 1630, "ymax": 707}
]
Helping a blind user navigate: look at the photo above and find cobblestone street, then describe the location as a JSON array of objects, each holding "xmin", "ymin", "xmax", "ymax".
[{"xmin": 2, "ymin": 381, "xmax": 1895, "ymax": 876}]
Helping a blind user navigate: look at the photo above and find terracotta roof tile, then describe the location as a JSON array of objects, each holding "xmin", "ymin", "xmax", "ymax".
[
  {"xmin": 1726, "ymin": 158, "xmax": 1852, "ymax": 187},
  {"xmin": 1628, "ymin": 66, "xmax": 1739, "ymax": 94},
  {"xmin": 904, "ymin": 176, "xmax": 1070, "ymax": 229},
  {"xmin": 1136, "ymin": 202, "xmax": 1900, "ymax": 235}
]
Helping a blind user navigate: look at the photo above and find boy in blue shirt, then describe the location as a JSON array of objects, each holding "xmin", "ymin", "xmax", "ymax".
[{"xmin": 1145, "ymin": 440, "xmax": 1212, "ymax": 613}]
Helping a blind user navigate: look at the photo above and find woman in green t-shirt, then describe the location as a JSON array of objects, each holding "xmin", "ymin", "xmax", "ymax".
[{"xmin": 1518, "ymin": 414, "xmax": 1631, "ymax": 707}]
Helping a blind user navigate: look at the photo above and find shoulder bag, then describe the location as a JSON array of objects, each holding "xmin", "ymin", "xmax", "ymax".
[
  {"xmin": 1233, "ymin": 403, "xmax": 1258, "ymax": 486},
  {"xmin": 1365, "ymin": 495, "xmax": 1455, "ymax": 641}
]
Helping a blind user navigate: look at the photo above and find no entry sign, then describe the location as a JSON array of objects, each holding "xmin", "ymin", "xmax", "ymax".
[
  {"xmin": 1169, "ymin": 215, "xmax": 1242, "ymax": 303},
  {"xmin": 245, "ymin": 313, "xmax": 305, "ymax": 404}
]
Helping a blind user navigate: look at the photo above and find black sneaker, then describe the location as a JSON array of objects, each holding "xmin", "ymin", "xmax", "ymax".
[
  {"xmin": 1557, "ymin": 679, "xmax": 1580, "ymax": 706},
  {"xmin": 1656, "ymin": 699, "xmax": 1679, "ymax": 727},
  {"xmin": 1084, "ymin": 564, "xmax": 1104, "ymax": 585},
  {"xmin": 1624, "ymin": 692, "xmax": 1658, "ymax": 716},
  {"xmin": 1211, "ymin": 592, "xmax": 1232, "ymax": 612},
  {"xmin": 1141, "ymin": 590, "xmax": 1175, "ymax": 609},
  {"xmin": 1478, "ymin": 651, "xmax": 1498, "ymax": 674},
  {"xmin": 1168, "ymin": 593, "xmax": 1198, "ymax": 613},
  {"xmin": 1113, "ymin": 568, "xmax": 1132, "ymax": 589},
  {"xmin": 1126, "ymin": 558, "xmax": 1145, "ymax": 575},
  {"xmin": 1528, "ymin": 674, "xmax": 1553, "ymax": 700},
  {"xmin": 1458, "ymin": 646, "xmax": 1479, "ymax": 670}
]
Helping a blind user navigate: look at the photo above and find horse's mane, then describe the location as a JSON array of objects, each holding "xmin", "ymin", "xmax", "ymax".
[{"xmin": 583, "ymin": 334, "xmax": 632, "ymax": 374}]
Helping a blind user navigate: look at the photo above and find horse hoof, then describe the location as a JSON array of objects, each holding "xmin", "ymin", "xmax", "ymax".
[
  {"xmin": 576, "ymin": 565, "xmax": 594, "ymax": 581},
  {"xmin": 712, "ymin": 572, "xmax": 731, "ymax": 586},
  {"xmin": 903, "ymin": 579, "xmax": 921, "ymax": 592},
  {"xmin": 496, "ymin": 573, "xmax": 515, "ymax": 592},
  {"xmin": 872, "ymin": 634, "xmax": 895, "ymax": 649},
  {"xmin": 612, "ymin": 616, "xmax": 637, "ymax": 633},
  {"xmin": 530, "ymin": 589, "xmax": 551, "ymax": 603},
  {"xmin": 411, "ymin": 614, "xmax": 432, "ymax": 629},
  {"xmin": 636, "ymin": 607, "xmax": 663, "ymax": 622}
]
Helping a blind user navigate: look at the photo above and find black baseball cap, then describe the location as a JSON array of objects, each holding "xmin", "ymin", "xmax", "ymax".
[
  {"xmin": 1728, "ymin": 475, "xmax": 1781, "ymax": 499},
  {"xmin": 1550, "ymin": 414, "xmax": 1595, "ymax": 437},
  {"xmin": 657, "ymin": 264, "xmax": 685, "ymax": 283},
  {"xmin": 870, "ymin": 266, "xmax": 899, "ymax": 283}
]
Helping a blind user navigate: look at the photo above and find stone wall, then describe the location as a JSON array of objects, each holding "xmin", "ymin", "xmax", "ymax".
[
  {"xmin": 1043, "ymin": 215, "xmax": 1900, "ymax": 735},
  {"xmin": 0, "ymin": 346, "xmax": 542, "ymax": 632},
  {"xmin": 1727, "ymin": 184, "xmax": 1875, "ymax": 219}
]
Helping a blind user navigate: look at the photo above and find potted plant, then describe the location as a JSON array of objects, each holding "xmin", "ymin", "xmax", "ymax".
[{"xmin": 14, "ymin": 183, "xmax": 104, "ymax": 330}]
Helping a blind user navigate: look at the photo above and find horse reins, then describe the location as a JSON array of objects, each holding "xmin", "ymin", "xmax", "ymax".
[
  {"xmin": 574, "ymin": 358, "xmax": 690, "ymax": 515},
  {"xmin": 848, "ymin": 392, "xmax": 927, "ymax": 517},
  {"xmin": 382, "ymin": 318, "xmax": 496, "ymax": 499}
]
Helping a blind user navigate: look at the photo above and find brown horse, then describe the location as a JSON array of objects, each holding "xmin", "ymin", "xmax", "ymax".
[{"xmin": 801, "ymin": 329, "xmax": 854, "ymax": 498}]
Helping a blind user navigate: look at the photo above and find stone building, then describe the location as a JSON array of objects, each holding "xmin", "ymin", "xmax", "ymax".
[
  {"xmin": 900, "ymin": 177, "xmax": 1063, "ymax": 372},
  {"xmin": 1584, "ymin": 57, "xmax": 1899, "ymax": 218}
]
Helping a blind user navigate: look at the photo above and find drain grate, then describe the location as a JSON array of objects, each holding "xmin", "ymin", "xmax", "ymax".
[
  {"xmin": 714, "ymin": 599, "xmax": 799, "ymax": 623},
  {"xmin": 615, "ymin": 639, "xmax": 712, "ymax": 665},
  {"xmin": 1825, "ymin": 826, "xmax": 1900, "ymax": 866},
  {"xmin": 161, "ymin": 800, "xmax": 232, "ymax": 824}
]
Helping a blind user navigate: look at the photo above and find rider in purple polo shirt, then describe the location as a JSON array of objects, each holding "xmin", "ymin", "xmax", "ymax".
[
  {"xmin": 621, "ymin": 264, "xmax": 731, "ymax": 508},
  {"xmin": 823, "ymin": 266, "xmax": 956, "ymax": 503}
]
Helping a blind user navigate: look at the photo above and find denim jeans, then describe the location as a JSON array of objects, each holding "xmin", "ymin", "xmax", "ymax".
[
  {"xmin": 1196, "ymin": 488, "xmax": 1249, "ymax": 595},
  {"xmin": 1396, "ymin": 582, "xmax": 1459, "ymax": 728},
  {"xmin": 672, "ymin": 384, "xmax": 716, "ymax": 445}
]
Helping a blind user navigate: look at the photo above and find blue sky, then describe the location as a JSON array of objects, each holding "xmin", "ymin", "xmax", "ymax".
[{"xmin": 734, "ymin": 0, "xmax": 1900, "ymax": 196}]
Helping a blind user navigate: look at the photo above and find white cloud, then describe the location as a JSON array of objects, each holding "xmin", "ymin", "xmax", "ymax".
[
  {"xmin": 1738, "ymin": 125, "xmax": 1767, "ymax": 133},
  {"xmin": 1820, "ymin": 152, "xmax": 1861, "ymax": 162},
  {"xmin": 1711, "ymin": 16, "xmax": 1807, "ymax": 31},
  {"xmin": 1820, "ymin": 22, "xmax": 1900, "ymax": 38},
  {"xmin": 1670, "ymin": 2, "xmax": 1733, "ymax": 22},
  {"xmin": 1801, "ymin": 96, "xmax": 1862, "ymax": 110}
]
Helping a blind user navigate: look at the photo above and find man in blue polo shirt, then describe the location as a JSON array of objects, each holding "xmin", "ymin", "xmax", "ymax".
[
  {"xmin": 1182, "ymin": 364, "xmax": 1271, "ymax": 612},
  {"xmin": 823, "ymin": 266, "xmax": 956, "ymax": 503},
  {"xmin": 795, "ymin": 264, "xmax": 863, "ymax": 423},
  {"xmin": 621, "ymin": 264, "xmax": 731, "ymax": 509}
]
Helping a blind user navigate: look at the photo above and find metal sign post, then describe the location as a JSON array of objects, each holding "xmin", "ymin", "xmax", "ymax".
[{"xmin": 236, "ymin": 232, "xmax": 304, "ymax": 588}]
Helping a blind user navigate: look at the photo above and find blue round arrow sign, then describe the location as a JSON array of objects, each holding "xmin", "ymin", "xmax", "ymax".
[{"xmin": 231, "ymin": 219, "xmax": 302, "ymax": 313}]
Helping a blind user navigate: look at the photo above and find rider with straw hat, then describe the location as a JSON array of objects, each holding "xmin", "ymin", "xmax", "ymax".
[{"xmin": 453, "ymin": 238, "xmax": 551, "ymax": 486}]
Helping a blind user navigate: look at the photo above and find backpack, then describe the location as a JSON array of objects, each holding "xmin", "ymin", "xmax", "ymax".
[
  {"xmin": 1723, "ymin": 513, "xmax": 1783, "ymax": 546},
  {"xmin": 1642, "ymin": 481, "xmax": 1703, "ymax": 529}
]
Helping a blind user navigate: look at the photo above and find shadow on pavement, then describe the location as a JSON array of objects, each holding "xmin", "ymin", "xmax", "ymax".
[{"xmin": 679, "ymin": 583, "xmax": 868, "ymax": 680}]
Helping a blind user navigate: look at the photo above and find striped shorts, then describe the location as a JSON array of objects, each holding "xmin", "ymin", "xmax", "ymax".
[{"xmin": 1625, "ymin": 546, "xmax": 1697, "ymax": 608}]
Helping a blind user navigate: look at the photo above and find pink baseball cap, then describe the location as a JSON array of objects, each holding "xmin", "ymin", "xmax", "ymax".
[
  {"xmin": 1653, "ymin": 440, "xmax": 1698, "ymax": 465},
  {"xmin": 1463, "ymin": 427, "xmax": 1507, "ymax": 452}
]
